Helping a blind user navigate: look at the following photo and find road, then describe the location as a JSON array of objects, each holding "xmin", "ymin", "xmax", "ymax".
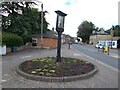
[
  {"xmin": 71, "ymin": 44, "xmax": 118, "ymax": 69},
  {"xmin": 1, "ymin": 45, "xmax": 118, "ymax": 88}
]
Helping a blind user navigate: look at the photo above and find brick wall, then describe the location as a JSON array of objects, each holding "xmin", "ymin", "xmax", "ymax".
[{"xmin": 37, "ymin": 38, "xmax": 57, "ymax": 48}]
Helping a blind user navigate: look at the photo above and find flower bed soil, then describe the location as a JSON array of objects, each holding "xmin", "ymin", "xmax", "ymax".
[{"xmin": 19, "ymin": 57, "xmax": 95, "ymax": 77}]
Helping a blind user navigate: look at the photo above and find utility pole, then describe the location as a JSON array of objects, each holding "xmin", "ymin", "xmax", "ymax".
[{"xmin": 41, "ymin": 3, "xmax": 43, "ymax": 49}]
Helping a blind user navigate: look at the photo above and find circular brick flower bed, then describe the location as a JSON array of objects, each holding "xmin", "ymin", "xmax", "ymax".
[{"xmin": 16, "ymin": 57, "xmax": 98, "ymax": 82}]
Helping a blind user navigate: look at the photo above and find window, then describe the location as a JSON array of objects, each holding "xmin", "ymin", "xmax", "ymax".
[
  {"xmin": 32, "ymin": 38, "xmax": 37, "ymax": 46},
  {"xmin": 112, "ymin": 42, "xmax": 115, "ymax": 46}
]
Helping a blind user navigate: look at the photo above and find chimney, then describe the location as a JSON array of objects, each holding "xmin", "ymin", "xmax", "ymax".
[{"xmin": 110, "ymin": 26, "xmax": 115, "ymax": 37}]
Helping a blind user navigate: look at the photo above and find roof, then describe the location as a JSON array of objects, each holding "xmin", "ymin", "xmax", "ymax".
[
  {"xmin": 30, "ymin": 31, "xmax": 58, "ymax": 39},
  {"xmin": 92, "ymin": 32, "xmax": 109, "ymax": 35}
]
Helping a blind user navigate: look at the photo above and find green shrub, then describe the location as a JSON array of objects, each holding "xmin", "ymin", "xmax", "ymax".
[
  {"xmin": 2, "ymin": 32, "xmax": 24, "ymax": 47},
  {"xmin": 21, "ymin": 36, "xmax": 32, "ymax": 44}
]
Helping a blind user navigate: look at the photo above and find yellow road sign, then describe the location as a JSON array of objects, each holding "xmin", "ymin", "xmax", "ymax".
[{"xmin": 104, "ymin": 47, "xmax": 108, "ymax": 51}]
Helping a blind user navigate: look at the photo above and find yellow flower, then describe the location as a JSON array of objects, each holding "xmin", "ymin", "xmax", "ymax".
[
  {"xmin": 35, "ymin": 69, "xmax": 41, "ymax": 71},
  {"xmin": 73, "ymin": 60, "xmax": 77, "ymax": 62},
  {"xmin": 39, "ymin": 72, "xmax": 44, "ymax": 75},
  {"xmin": 68, "ymin": 62, "xmax": 70, "ymax": 63},
  {"xmin": 42, "ymin": 69, "xmax": 48, "ymax": 71},
  {"xmin": 31, "ymin": 71, "xmax": 37, "ymax": 74},
  {"xmin": 44, "ymin": 65, "xmax": 48, "ymax": 68},
  {"xmin": 46, "ymin": 73, "xmax": 52, "ymax": 76},
  {"xmin": 32, "ymin": 59, "xmax": 38, "ymax": 61},
  {"xmin": 50, "ymin": 70, "xmax": 55, "ymax": 73},
  {"xmin": 52, "ymin": 66, "xmax": 56, "ymax": 69}
]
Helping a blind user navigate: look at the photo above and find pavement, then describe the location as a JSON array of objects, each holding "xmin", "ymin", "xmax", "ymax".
[{"xmin": 0, "ymin": 44, "xmax": 119, "ymax": 88}]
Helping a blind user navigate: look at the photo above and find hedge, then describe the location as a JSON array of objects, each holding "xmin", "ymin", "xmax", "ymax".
[{"xmin": 2, "ymin": 32, "xmax": 24, "ymax": 47}]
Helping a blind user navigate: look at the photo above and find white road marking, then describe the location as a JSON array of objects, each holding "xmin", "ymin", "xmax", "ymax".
[
  {"xmin": 96, "ymin": 51, "xmax": 119, "ymax": 58},
  {"xmin": 0, "ymin": 61, "xmax": 8, "ymax": 63},
  {"xmin": 21, "ymin": 55, "xmax": 32, "ymax": 58},
  {"xmin": 73, "ymin": 53, "xmax": 82, "ymax": 56},
  {"xmin": 0, "ymin": 80, "xmax": 7, "ymax": 83},
  {"xmin": 72, "ymin": 45, "xmax": 119, "ymax": 72},
  {"xmin": 4, "ymin": 74, "xmax": 8, "ymax": 76},
  {"xmin": 109, "ymin": 53, "xmax": 120, "ymax": 58},
  {"xmin": 79, "ymin": 52, "xmax": 118, "ymax": 72}
]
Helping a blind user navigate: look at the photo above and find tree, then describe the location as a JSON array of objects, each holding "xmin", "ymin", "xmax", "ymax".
[
  {"xmin": 105, "ymin": 25, "xmax": 120, "ymax": 37},
  {"xmin": 77, "ymin": 21, "xmax": 97, "ymax": 43},
  {"xmin": 2, "ymin": 2, "xmax": 36, "ymax": 36},
  {"xmin": 2, "ymin": 2, "xmax": 49, "ymax": 44}
]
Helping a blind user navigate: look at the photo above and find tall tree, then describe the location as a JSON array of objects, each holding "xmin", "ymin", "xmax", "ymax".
[
  {"xmin": 2, "ymin": 2, "xmax": 49, "ymax": 43},
  {"xmin": 77, "ymin": 21, "xmax": 96, "ymax": 43},
  {"xmin": 2, "ymin": 2, "xmax": 49, "ymax": 35}
]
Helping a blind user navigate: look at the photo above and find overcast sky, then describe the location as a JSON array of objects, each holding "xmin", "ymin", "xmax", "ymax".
[{"xmin": 35, "ymin": 0, "xmax": 119, "ymax": 37}]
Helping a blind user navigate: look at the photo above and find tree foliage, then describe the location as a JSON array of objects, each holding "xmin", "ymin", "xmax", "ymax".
[
  {"xmin": 2, "ymin": 32, "xmax": 24, "ymax": 47},
  {"xmin": 105, "ymin": 25, "xmax": 120, "ymax": 37},
  {"xmin": 77, "ymin": 21, "xmax": 97, "ymax": 43},
  {"xmin": 2, "ymin": 2, "xmax": 49, "ymax": 44}
]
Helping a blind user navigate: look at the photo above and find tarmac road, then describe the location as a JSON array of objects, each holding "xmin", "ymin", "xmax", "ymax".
[{"xmin": 72, "ymin": 44, "xmax": 119, "ymax": 69}]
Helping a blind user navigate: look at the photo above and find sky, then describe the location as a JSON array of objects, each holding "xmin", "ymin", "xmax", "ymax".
[{"xmin": 35, "ymin": 0, "xmax": 119, "ymax": 37}]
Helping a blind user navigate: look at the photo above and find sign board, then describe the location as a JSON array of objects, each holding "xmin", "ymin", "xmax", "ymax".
[{"xmin": 104, "ymin": 46, "xmax": 108, "ymax": 51}]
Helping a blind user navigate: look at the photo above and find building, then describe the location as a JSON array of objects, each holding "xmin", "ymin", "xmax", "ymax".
[
  {"xmin": 61, "ymin": 34, "xmax": 75, "ymax": 44},
  {"xmin": 90, "ymin": 29, "xmax": 120, "ymax": 46},
  {"xmin": 90, "ymin": 33, "xmax": 112, "ymax": 45},
  {"xmin": 90, "ymin": 29, "xmax": 111, "ymax": 45},
  {"xmin": 30, "ymin": 31, "xmax": 58, "ymax": 48}
]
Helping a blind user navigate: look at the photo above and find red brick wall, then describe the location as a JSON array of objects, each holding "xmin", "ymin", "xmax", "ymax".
[{"xmin": 37, "ymin": 38, "xmax": 57, "ymax": 48}]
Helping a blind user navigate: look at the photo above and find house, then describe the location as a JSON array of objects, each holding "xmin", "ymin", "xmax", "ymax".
[
  {"xmin": 30, "ymin": 31, "xmax": 58, "ymax": 48},
  {"xmin": 90, "ymin": 30, "xmax": 111, "ymax": 45},
  {"xmin": 61, "ymin": 34, "xmax": 75, "ymax": 44},
  {"xmin": 90, "ymin": 27, "xmax": 120, "ymax": 45}
]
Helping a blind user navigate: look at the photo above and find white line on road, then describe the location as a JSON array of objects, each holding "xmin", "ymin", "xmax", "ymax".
[
  {"xmin": 109, "ymin": 53, "xmax": 120, "ymax": 58},
  {"xmin": 0, "ymin": 61, "xmax": 8, "ymax": 64},
  {"xmin": 79, "ymin": 52, "xmax": 118, "ymax": 72},
  {"xmin": 72, "ymin": 46, "xmax": 118, "ymax": 72},
  {"xmin": 21, "ymin": 55, "xmax": 32, "ymax": 58},
  {"xmin": 0, "ymin": 80, "xmax": 7, "ymax": 83},
  {"xmin": 73, "ymin": 53, "xmax": 82, "ymax": 56}
]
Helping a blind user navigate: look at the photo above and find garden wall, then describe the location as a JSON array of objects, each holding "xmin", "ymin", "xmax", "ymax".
[{"xmin": 6, "ymin": 42, "xmax": 32, "ymax": 54}]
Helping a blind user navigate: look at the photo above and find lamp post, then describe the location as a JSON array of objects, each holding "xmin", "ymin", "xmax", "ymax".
[
  {"xmin": 41, "ymin": 3, "xmax": 43, "ymax": 49},
  {"xmin": 55, "ymin": 10, "xmax": 67, "ymax": 63},
  {"xmin": 36, "ymin": 0, "xmax": 44, "ymax": 48}
]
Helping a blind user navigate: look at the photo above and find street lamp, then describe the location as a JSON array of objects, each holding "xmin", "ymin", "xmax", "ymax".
[
  {"xmin": 55, "ymin": 10, "xmax": 67, "ymax": 63},
  {"xmin": 35, "ymin": 0, "xmax": 44, "ymax": 48},
  {"xmin": 41, "ymin": 3, "xmax": 43, "ymax": 49}
]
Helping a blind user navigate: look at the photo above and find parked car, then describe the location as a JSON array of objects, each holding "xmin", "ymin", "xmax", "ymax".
[
  {"xmin": 68, "ymin": 42, "xmax": 73, "ymax": 44},
  {"xmin": 95, "ymin": 44, "xmax": 104, "ymax": 49}
]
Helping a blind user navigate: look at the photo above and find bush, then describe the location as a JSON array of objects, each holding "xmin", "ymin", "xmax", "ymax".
[
  {"xmin": 21, "ymin": 36, "xmax": 32, "ymax": 45},
  {"xmin": 2, "ymin": 32, "xmax": 24, "ymax": 47}
]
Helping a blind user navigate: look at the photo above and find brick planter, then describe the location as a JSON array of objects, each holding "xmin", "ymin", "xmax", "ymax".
[{"xmin": 16, "ymin": 63, "xmax": 98, "ymax": 82}]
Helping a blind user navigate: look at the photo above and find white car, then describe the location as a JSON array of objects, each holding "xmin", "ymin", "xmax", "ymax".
[{"xmin": 95, "ymin": 44, "xmax": 104, "ymax": 49}]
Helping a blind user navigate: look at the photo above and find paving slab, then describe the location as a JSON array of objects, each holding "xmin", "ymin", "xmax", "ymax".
[{"xmin": 1, "ymin": 45, "xmax": 118, "ymax": 88}]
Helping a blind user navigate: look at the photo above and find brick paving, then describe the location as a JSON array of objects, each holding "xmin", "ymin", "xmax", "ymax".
[{"xmin": 1, "ymin": 45, "xmax": 118, "ymax": 88}]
